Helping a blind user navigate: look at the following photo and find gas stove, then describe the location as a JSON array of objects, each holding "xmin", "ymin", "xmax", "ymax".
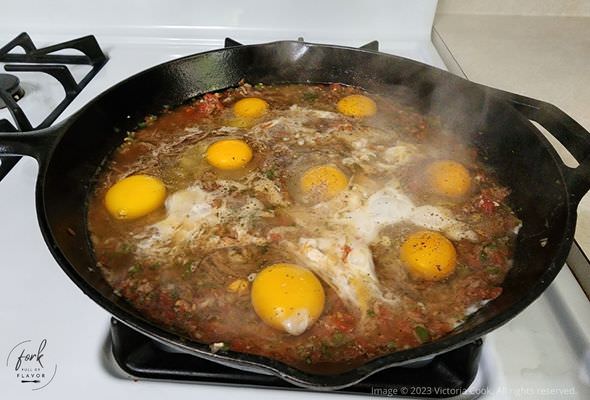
[{"xmin": 1, "ymin": 1, "xmax": 589, "ymax": 399}]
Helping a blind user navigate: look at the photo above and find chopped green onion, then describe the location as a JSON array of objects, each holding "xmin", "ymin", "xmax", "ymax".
[
  {"xmin": 332, "ymin": 331, "xmax": 347, "ymax": 346},
  {"xmin": 486, "ymin": 266, "xmax": 501, "ymax": 275},
  {"xmin": 127, "ymin": 265, "xmax": 140, "ymax": 275},
  {"xmin": 415, "ymin": 326, "xmax": 430, "ymax": 343}
]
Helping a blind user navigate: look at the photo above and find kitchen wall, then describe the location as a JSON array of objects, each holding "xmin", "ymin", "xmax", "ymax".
[{"xmin": 436, "ymin": 0, "xmax": 590, "ymax": 16}]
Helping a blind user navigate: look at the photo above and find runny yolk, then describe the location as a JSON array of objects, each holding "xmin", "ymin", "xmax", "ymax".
[
  {"xmin": 205, "ymin": 139, "xmax": 253, "ymax": 170},
  {"xmin": 251, "ymin": 263, "xmax": 325, "ymax": 335},
  {"xmin": 299, "ymin": 164, "xmax": 348, "ymax": 202},
  {"xmin": 426, "ymin": 160, "xmax": 471, "ymax": 198},
  {"xmin": 104, "ymin": 174, "xmax": 167, "ymax": 220},
  {"xmin": 336, "ymin": 94, "xmax": 377, "ymax": 118},
  {"xmin": 233, "ymin": 97, "xmax": 269, "ymax": 119},
  {"xmin": 400, "ymin": 230, "xmax": 457, "ymax": 281}
]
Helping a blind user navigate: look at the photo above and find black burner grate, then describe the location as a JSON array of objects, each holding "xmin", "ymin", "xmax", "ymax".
[
  {"xmin": 110, "ymin": 319, "xmax": 482, "ymax": 398},
  {"xmin": 0, "ymin": 32, "xmax": 107, "ymax": 180},
  {"xmin": 0, "ymin": 73, "xmax": 25, "ymax": 109}
]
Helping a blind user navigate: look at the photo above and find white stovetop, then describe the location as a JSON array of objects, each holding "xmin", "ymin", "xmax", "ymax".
[{"xmin": 1, "ymin": 1, "xmax": 589, "ymax": 398}]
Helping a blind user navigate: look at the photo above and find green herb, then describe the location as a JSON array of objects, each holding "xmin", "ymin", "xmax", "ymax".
[
  {"xmin": 127, "ymin": 265, "xmax": 140, "ymax": 275},
  {"xmin": 137, "ymin": 121, "xmax": 147, "ymax": 129},
  {"xmin": 486, "ymin": 266, "xmax": 501, "ymax": 275},
  {"xmin": 415, "ymin": 326, "xmax": 430, "ymax": 343},
  {"xmin": 254, "ymin": 82, "xmax": 265, "ymax": 89},
  {"xmin": 265, "ymin": 169, "xmax": 276, "ymax": 179},
  {"xmin": 386, "ymin": 341, "xmax": 397, "ymax": 350},
  {"xmin": 118, "ymin": 242, "xmax": 134, "ymax": 254},
  {"xmin": 320, "ymin": 342, "xmax": 331, "ymax": 357},
  {"xmin": 302, "ymin": 92, "xmax": 319, "ymax": 102},
  {"xmin": 366, "ymin": 309, "xmax": 376, "ymax": 318},
  {"xmin": 296, "ymin": 345, "xmax": 310, "ymax": 358},
  {"xmin": 332, "ymin": 332, "xmax": 347, "ymax": 346},
  {"xmin": 479, "ymin": 250, "xmax": 488, "ymax": 262},
  {"xmin": 486, "ymin": 242, "xmax": 498, "ymax": 250}
]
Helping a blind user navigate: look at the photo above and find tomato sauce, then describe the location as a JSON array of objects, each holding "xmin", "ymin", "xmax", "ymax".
[{"xmin": 87, "ymin": 83, "xmax": 521, "ymax": 372}]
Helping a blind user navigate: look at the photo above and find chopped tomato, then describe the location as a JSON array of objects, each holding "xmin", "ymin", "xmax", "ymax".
[
  {"xmin": 185, "ymin": 93, "xmax": 224, "ymax": 116},
  {"xmin": 479, "ymin": 196, "xmax": 497, "ymax": 214}
]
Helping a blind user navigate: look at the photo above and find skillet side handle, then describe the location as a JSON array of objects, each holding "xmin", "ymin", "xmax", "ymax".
[
  {"xmin": 0, "ymin": 124, "xmax": 60, "ymax": 179},
  {"xmin": 488, "ymin": 88, "xmax": 590, "ymax": 204}
]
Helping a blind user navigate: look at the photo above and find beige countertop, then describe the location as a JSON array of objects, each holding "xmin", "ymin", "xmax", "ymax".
[{"xmin": 434, "ymin": 14, "xmax": 590, "ymax": 259}]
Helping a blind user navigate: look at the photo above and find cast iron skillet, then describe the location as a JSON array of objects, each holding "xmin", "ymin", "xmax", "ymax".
[{"xmin": 1, "ymin": 41, "xmax": 590, "ymax": 390}]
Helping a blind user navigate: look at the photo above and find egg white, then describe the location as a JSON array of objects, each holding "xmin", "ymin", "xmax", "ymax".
[
  {"xmin": 134, "ymin": 178, "xmax": 271, "ymax": 260},
  {"xmin": 280, "ymin": 178, "xmax": 477, "ymax": 317}
]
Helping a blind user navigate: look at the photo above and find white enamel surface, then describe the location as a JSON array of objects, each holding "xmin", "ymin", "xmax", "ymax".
[
  {"xmin": 1, "ymin": 0, "xmax": 437, "ymax": 41},
  {"xmin": 0, "ymin": 1, "xmax": 589, "ymax": 398}
]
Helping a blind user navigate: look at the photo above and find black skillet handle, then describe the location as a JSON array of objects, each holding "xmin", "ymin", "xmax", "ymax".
[
  {"xmin": 0, "ymin": 120, "xmax": 61, "ymax": 177},
  {"xmin": 488, "ymin": 88, "xmax": 590, "ymax": 203}
]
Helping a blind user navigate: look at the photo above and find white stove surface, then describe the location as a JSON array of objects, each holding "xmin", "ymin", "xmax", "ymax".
[{"xmin": 1, "ymin": 1, "xmax": 589, "ymax": 398}]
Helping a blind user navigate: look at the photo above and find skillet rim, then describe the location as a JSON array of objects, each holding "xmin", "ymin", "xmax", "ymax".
[{"xmin": 32, "ymin": 40, "xmax": 576, "ymax": 389}]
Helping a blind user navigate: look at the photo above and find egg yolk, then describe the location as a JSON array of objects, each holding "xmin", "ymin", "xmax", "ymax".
[
  {"xmin": 299, "ymin": 165, "xmax": 348, "ymax": 201},
  {"xmin": 336, "ymin": 94, "xmax": 377, "ymax": 118},
  {"xmin": 400, "ymin": 230, "xmax": 457, "ymax": 281},
  {"xmin": 206, "ymin": 139, "xmax": 253, "ymax": 170},
  {"xmin": 426, "ymin": 160, "xmax": 471, "ymax": 198},
  {"xmin": 104, "ymin": 175, "xmax": 166, "ymax": 220},
  {"xmin": 251, "ymin": 263, "xmax": 325, "ymax": 335},
  {"xmin": 233, "ymin": 97, "xmax": 269, "ymax": 119}
]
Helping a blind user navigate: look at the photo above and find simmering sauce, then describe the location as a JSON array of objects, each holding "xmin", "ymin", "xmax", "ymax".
[{"xmin": 88, "ymin": 83, "xmax": 521, "ymax": 372}]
